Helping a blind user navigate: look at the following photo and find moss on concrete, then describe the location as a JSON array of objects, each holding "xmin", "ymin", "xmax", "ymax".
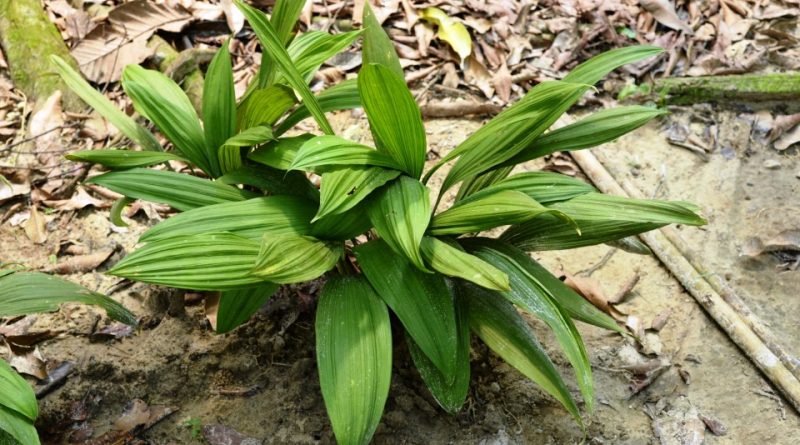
[{"xmin": 0, "ymin": 0, "xmax": 83, "ymax": 110}]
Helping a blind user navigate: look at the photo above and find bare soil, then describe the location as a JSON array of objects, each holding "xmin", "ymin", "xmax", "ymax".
[{"xmin": 2, "ymin": 106, "xmax": 799, "ymax": 444}]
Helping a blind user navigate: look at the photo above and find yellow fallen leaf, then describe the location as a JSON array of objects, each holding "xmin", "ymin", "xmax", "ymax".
[{"xmin": 420, "ymin": 7, "xmax": 472, "ymax": 63}]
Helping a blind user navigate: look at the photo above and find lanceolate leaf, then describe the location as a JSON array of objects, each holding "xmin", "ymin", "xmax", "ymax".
[
  {"xmin": 140, "ymin": 196, "xmax": 316, "ymax": 242},
  {"xmin": 355, "ymin": 240, "xmax": 458, "ymax": 379},
  {"xmin": 361, "ymin": 4, "xmax": 404, "ymax": 79},
  {"xmin": 367, "ymin": 176, "xmax": 431, "ymax": 271},
  {"xmin": 316, "ymin": 276, "xmax": 392, "ymax": 445},
  {"xmin": 215, "ymin": 284, "xmax": 279, "ymax": 334},
  {"xmin": 420, "ymin": 237, "xmax": 509, "ymax": 291},
  {"xmin": 454, "ymin": 166, "xmax": 513, "ymax": 202},
  {"xmin": 407, "ymin": 286, "xmax": 470, "ymax": 414},
  {"xmin": 462, "ymin": 282, "xmax": 581, "ymax": 422},
  {"xmin": 504, "ymin": 106, "xmax": 667, "ymax": 165},
  {"xmin": 310, "ymin": 201, "xmax": 373, "ymax": 241},
  {"xmin": 87, "ymin": 168, "xmax": 256, "ymax": 211},
  {"xmin": 464, "ymin": 239, "xmax": 598, "ymax": 411},
  {"xmin": 463, "ymin": 239, "xmax": 620, "ymax": 332},
  {"xmin": 203, "ymin": 39, "xmax": 237, "ymax": 159},
  {"xmin": 236, "ymin": 0, "xmax": 334, "ymax": 135},
  {"xmin": 66, "ymin": 150, "xmax": 185, "ymax": 169},
  {"xmin": 248, "ymin": 134, "xmax": 313, "ymax": 170},
  {"xmin": 429, "ymin": 190, "xmax": 574, "ymax": 236},
  {"xmin": 564, "ymin": 45, "xmax": 663, "ymax": 86},
  {"xmin": 251, "ymin": 0, "xmax": 305, "ymax": 89},
  {"xmin": 285, "ymin": 30, "xmax": 363, "ymax": 83},
  {"xmin": 276, "ymin": 79, "xmax": 361, "ymax": 136},
  {"xmin": 502, "ymin": 193, "xmax": 705, "ymax": 251},
  {"xmin": 0, "ymin": 404, "xmax": 39, "ymax": 445},
  {"xmin": 0, "ymin": 358, "xmax": 37, "ymax": 421},
  {"xmin": 290, "ymin": 135, "xmax": 400, "ymax": 172},
  {"xmin": 250, "ymin": 235, "xmax": 342, "ymax": 284},
  {"xmin": 358, "ymin": 63, "xmax": 426, "ymax": 178},
  {"xmin": 0, "ymin": 271, "xmax": 136, "ymax": 326},
  {"xmin": 434, "ymin": 81, "xmax": 587, "ymax": 192},
  {"xmin": 463, "ymin": 172, "xmax": 595, "ymax": 206},
  {"xmin": 109, "ymin": 233, "xmax": 263, "ymax": 290},
  {"xmin": 316, "ymin": 166, "xmax": 400, "ymax": 221},
  {"xmin": 51, "ymin": 55, "xmax": 162, "ymax": 152},
  {"xmin": 237, "ymin": 85, "xmax": 297, "ymax": 131},
  {"xmin": 122, "ymin": 66, "xmax": 215, "ymax": 175},
  {"xmin": 219, "ymin": 163, "xmax": 319, "ymax": 201},
  {"xmin": 223, "ymin": 126, "xmax": 275, "ymax": 148}
]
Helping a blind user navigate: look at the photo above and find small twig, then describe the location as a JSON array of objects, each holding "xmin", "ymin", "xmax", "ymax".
[
  {"xmin": 420, "ymin": 100, "xmax": 503, "ymax": 118},
  {"xmin": 576, "ymin": 248, "xmax": 617, "ymax": 277}
]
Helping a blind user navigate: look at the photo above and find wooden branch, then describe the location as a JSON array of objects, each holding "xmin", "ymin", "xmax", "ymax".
[
  {"xmin": 0, "ymin": 0, "xmax": 83, "ymax": 110},
  {"xmin": 656, "ymin": 73, "xmax": 800, "ymax": 104},
  {"xmin": 571, "ymin": 148, "xmax": 800, "ymax": 414}
]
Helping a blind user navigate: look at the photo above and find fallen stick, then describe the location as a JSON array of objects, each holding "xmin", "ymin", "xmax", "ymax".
[
  {"xmin": 655, "ymin": 73, "xmax": 800, "ymax": 104},
  {"xmin": 571, "ymin": 148, "xmax": 800, "ymax": 414},
  {"xmin": 420, "ymin": 100, "xmax": 503, "ymax": 118}
]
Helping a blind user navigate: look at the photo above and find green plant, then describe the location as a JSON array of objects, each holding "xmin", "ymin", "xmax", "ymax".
[
  {"xmin": 0, "ymin": 270, "xmax": 136, "ymax": 444},
  {"xmin": 51, "ymin": 2, "xmax": 705, "ymax": 444},
  {"xmin": 182, "ymin": 417, "xmax": 203, "ymax": 440}
]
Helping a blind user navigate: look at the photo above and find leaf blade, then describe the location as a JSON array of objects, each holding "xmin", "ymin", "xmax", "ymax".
[
  {"xmin": 214, "ymin": 283, "xmax": 279, "ymax": 334},
  {"xmin": 420, "ymin": 237, "xmax": 509, "ymax": 291},
  {"xmin": 250, "ymin": 235, "xmax": 342, "ymax": 284},
  {"xmin": 66, "ymin": 150, "xmax": 185, "ymax": 169}
]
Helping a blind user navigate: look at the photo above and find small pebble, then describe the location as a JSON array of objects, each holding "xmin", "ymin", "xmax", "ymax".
[{"xmin": 763, "ymin": 159, "xmax": 781, "ymax": 169}]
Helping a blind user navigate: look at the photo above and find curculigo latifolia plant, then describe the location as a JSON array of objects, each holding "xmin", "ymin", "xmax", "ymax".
[
  {"xmin": 39, "ymin": 1, "xmax": 706, "ymax": 443},
  {"xmin": 0, "ymin": 269, "xmax": 136, "ymax": 444}
]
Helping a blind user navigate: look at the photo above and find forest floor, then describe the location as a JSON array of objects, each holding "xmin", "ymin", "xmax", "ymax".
[{"xmin": 2, "ymin": 0, "xmax": 800, "ymax": 444}]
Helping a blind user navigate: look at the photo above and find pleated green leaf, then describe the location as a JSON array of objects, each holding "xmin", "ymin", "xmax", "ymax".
[
  {"xmin": 219, "ymin": 163, "xmax": 319, "ymax": 201},
  {"xmin": 248, "ymin": 134, "xmax": 313, "ymax": 170},
  {"xmin": 223, "ymin": 126, "xmax": 275, "ymax": 148},
  {"xmin": 420, "ymin": 237, "xmax": 509, "ymax": 291},
  {"xmin": 285, "ymin": 30, "xmax": 363, "ymax": 83},
  {"xmin": 276, "ymin": 79, "xmax": 361, "ymax": 136},
  {"xmin": 86, "ymin": 169, "xmax": 256, "ymax": 211},
  {"xmin": 316, "ymin": 276, "xmax": 392, "ymax": 445},
  {"xmin": 140, "ymin": 196, "xmax": 316, "ymax": 242},
  {"xmin": 237, "ymin": 85, "xmax": 297, "ymax": 131},
  {"xmin": 462, "ymin": 282, "xmax": 581, "ymax": 423},
  {"xmin": 563, "ymin": 45, "xmax": 663, "ymax": 85},
  {"xmin": 468, "ymin": 239, "xmax": 622, "ymax": 333},
  {"xmin": 355, "ymin": 240, "xmax": 458, "ymax": 379},
  {"xmin": 215, "ymin": 283, "xmax": 279, "ymax": 334},
  {"xmin": 361, "ymin": 3, "xmax": 404, "ymax": 79},
  {"xmin": 426, "ymin": 46, "xmax": 664, "ymax": 190},
  {"xmin": 316, "ymin": 166, "xmax": 400, "ymax": 221},
  {"xmin": 464, "ymin": 239, "xmax": 599, "ymax": 410},
  {"xmin": 0, "ymin": 358, "xmax": 37, "ymax": 422},
  {"xmin": 108, "ymin": 233, "xmax": 263, "ymax": 290},
  {"xmin": 433, "ymin": 81, "xmax": 586, "ymax": 192},
  {"xmin": 454, "ymin": 166, "xmax": 514, "ymax": 202},
  {"xmin": 429, "ymin": 190, "xmax": 573, "ymax": 236},
  {"xmin": 310, "ymin": 201, "xmax": 373, "ymax": 241},
  {"xmin": 0, "ymin": 271, "xmax": 136, "ymax": 326},
  {"xmin": 203, "ymin": 39, "xmax": 237, "ymax": 158},
  {"xmin": 236, "ymin": 0, "xmax": 334, "ymax": 135},
  {"xmin": 122, "ymin": 66, "xmax": 215, "ymax": 175},
  {"xmin": 358, "ymin": 63, "xmax": 426, "ymax": 178},
  {"xmin": 66, "ymin": 150, "xmax": 185, "ymax": 169},
  {"xmin": 51, "ymin": 55, "xmax": 162, "ymax": 152},
  {"xmin": 250, "ymin": 235, "xmax": 342, "ymax": 284},
  {"xmin": 463, "ymin": 172, "xmax": 595, "ymax": 206},
  {"xmin": 251, "ymin": 0, "xmax": 305, "ymax": 89},
  {"xmin": 110, "ymin": 196, "xmax": 133, "ymax": 228},
  {"xmin": 407, "ymin": 286, "xmax": 470, "ymax": 414},
  {"xmin": 505, "ymin": 106, "xmax": 667, "ymax": 165},
  {"xmin": 0, "ymin": 404, "xmax": 39, "ymax": 445},
  {"xmin": 290, "ymin": 135, "xmax": 400, "ymax": 172},
  {"xmin": 503, "ymin": 215, "xmax": 663, "ymax": 251},
  {"xmin": 367, "ymin": 176, "xmax": 431, "ymax": 271}
]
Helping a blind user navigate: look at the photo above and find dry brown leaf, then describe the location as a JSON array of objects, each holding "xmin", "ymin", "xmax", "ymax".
[
  {"xmin": 8, "ymin": 346, "xmax": 48, "ymax": 380},
  {"xmin": 639, "ymin": 0, "xmax": 693, "ymax": 34},
  {"xmin": 742, "ymin": 230, "xmax": 800, "ymax": 257},
  {"xmin": 493, "ymin": 60, "xmax": 512, "ymax": 103},
  {"xmin": 43, "ymin": 187, "xmax": 106, "ymax": 211},
  {"xmin": 71, "ymin": 0, "xmax": 193, "ymax": 82},
  {"xmin": 24, "ymin": 205, "xmax": 47, "ymax": 244},
  {"xmin": 205, "ymin": 293, "xmax": 221, "ymax": 331},
  {"xmin": 29, "ymin": 91, "xmax": 65, "ymax": 165},
  {"xmin": 203, "ymin": 424, "xmax": 261, "ymax": 445},
  {"xmin": 0, "ymin": 180, "xmax": 30, "ymax": 204},
  {"xmin": 221, "ymin": 0, "xmax": 245, "ymax": 34},
  {"xmin": 189, "ymin": 2, "xmax": 224, "ymax": 21},
  {"xmin": 114, "ymin": 399, "xmax": 151, "ymax": 432},
  {"xmin": 771, "ymin": 113, "xmax": 800, "ymax": 150},
  {"xmin": 46, "ymin": 248, "xmax": 114, "ymax": 274},
  {"xmin": 463, "ymin": 54, "xmax": 494, "ymax": 98},
  {"xmin": 441, "ymin": 62, "xmax": 460, "ymax": 89}
]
